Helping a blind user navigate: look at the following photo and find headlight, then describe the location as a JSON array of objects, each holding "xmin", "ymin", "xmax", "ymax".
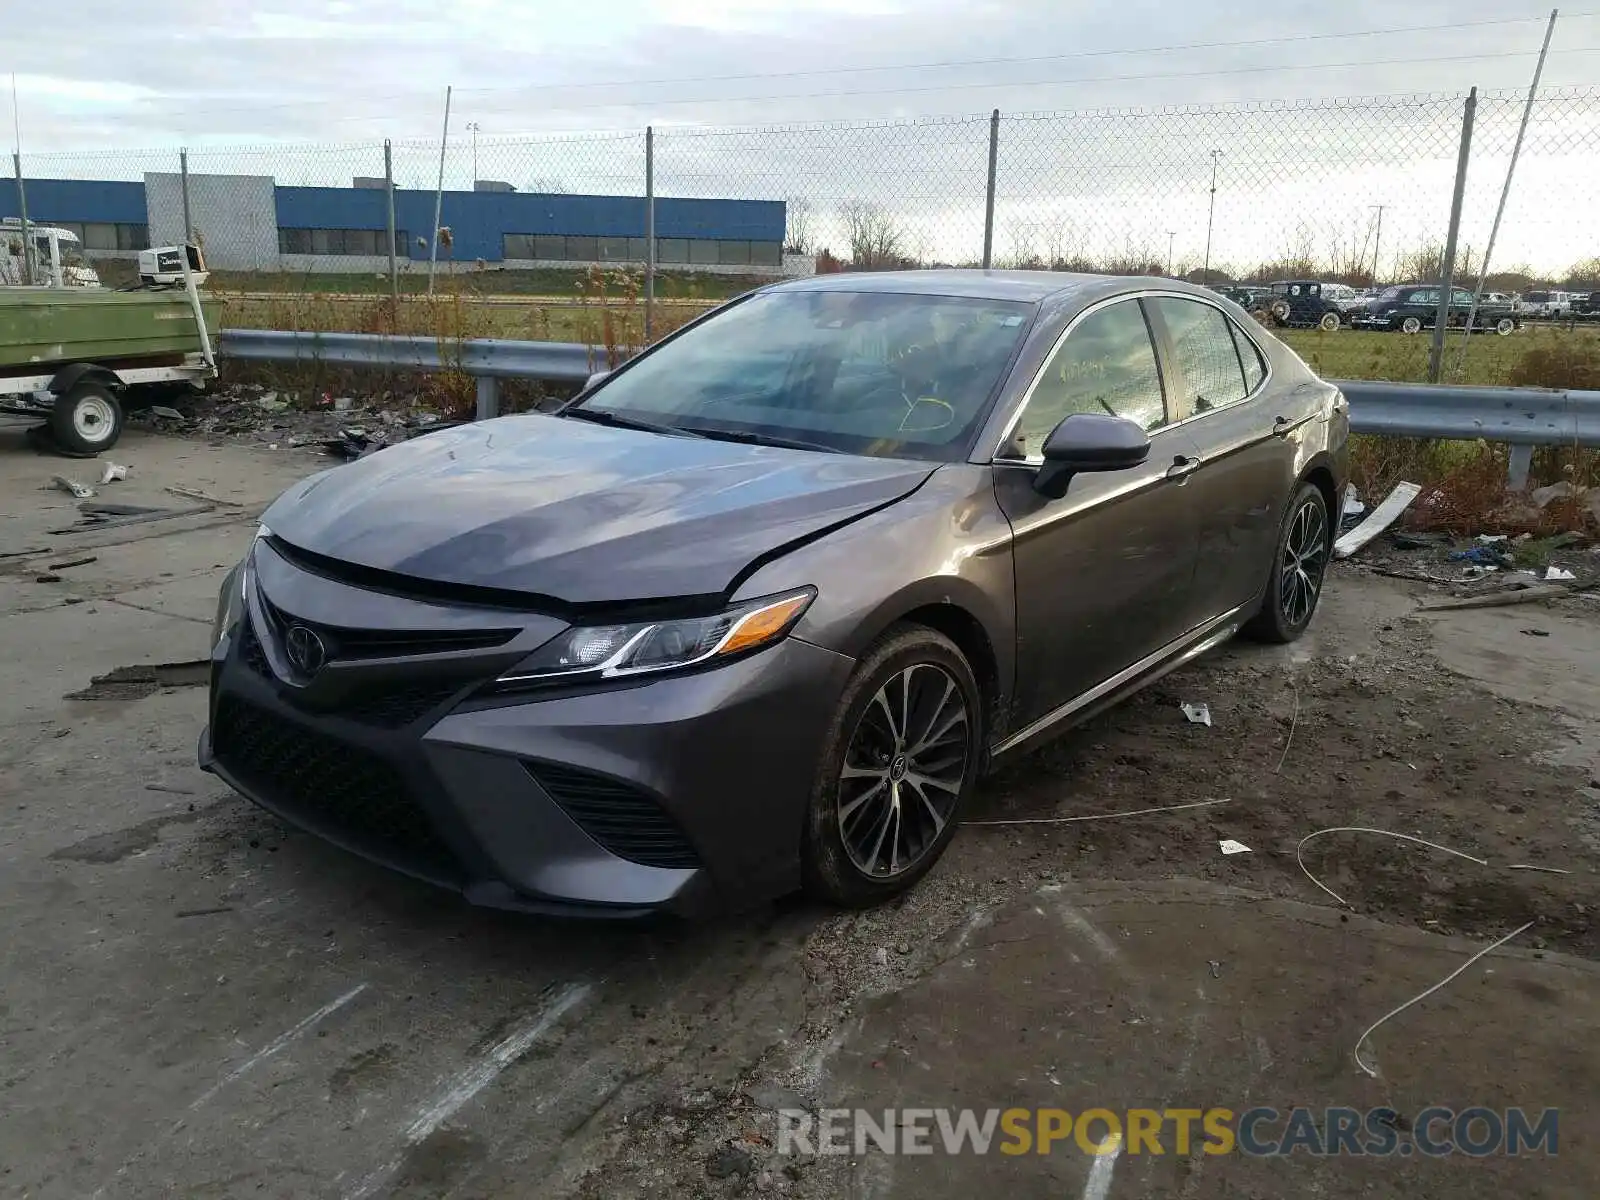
[
  {"xmin": 495, "ymin": 589, "xmax": 815, "ymax": 687},
  {"xmin": 211, "ymin": 526, "xmax": 267, "ymax": 651}
]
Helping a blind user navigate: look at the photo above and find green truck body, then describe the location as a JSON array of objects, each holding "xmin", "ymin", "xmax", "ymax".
[{"xmin": 0, "ymin": 287, "xmax": 221, "ymax": 376}]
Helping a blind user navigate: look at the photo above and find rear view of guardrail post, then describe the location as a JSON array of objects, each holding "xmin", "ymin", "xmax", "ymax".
[
  {"xmin": 981, "ymin": 109, "xmax": 999, "ymax": 270},
  {"xmin": 475, "ymin": 375, "xmax": 499, "ymax": 421},
  {"xmin": 180, "ymin": 148, "xmax": 192, "ymax": 243},
  {"xmin": 1508, "ymin": 444, "xmax": 1535, "ymax": 490},
  {"xmin": 1429, "ymin": 87, "xmax": 1476, "ymax": 384},
  {"xmin": 644, "ymin": 125, "xmax": 656, "ymax": 342}
]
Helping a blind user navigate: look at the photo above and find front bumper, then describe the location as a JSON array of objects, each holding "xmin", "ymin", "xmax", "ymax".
[{"xmin": 199, "ymin": 551, "xmax": 854, "ymax": 917}]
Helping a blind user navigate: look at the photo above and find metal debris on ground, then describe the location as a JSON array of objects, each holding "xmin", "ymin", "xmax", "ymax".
[
  {"xmin": 964, "ymin": 797, "xmax": 1233, "ymax": 827},
  {"xmin": 1418, "ymin": 582, "xmax": 1579, "ymax": 612},
  {"xmin": 1352, "ymin": 921, "xmax": 1535, "ymax": 1079},
  {"xmin": 98, "ymin": 462, "xmax": 129, "ymax": 484},
  {"xmin": 147, "ymin": 405, "xmax": 187, "ymax": 421},
  {"xmin": 323, "ymin": 427, "xmax": 387, "ymax": 460},
  {"xmin": 254, "ymin": 392, "xmax": 288, "ymax": 412},
  {"xmin": 1208, "ymin": 960, "xmax": 1222, "ymax": 979},
  {"xmin": 47, "ymin": 556, "xmax": 96, "ymax": 570},
  {"xmin": 49, "ymin": 502, "xmax": 213, "ymax": 535},
  {"xmin": 1388, "ymin": 531, "xmax": 1450, "ymax": 551},
  {"xmin": 1333, "ymin": 481, "xmax": 1422, "ymax": 560},
  {"xmin": 1219, "ymin": 839, "xmax": 1253, "ymax": 855},
  {"xmin": 50, "ymin": 476, "xmax": 95, "ymax": 499},
  {"xmin": 1544, "ymin": 565, "xmax": 1576, "ymax": 582},
  {"xmin": 165, "ymin": 485, "xmax": 242, "ymax": 507},
  {"xmin": 1477, "ymin": 534, "xmax": 1509, "ymax": 544},
  {"xmin": 1180, "ymin": 702, "xmax": 1212, "ymax": 726}
]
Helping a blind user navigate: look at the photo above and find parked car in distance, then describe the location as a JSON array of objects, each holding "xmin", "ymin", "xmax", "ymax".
[
  {"xmin": 202, "ymin": 271, "xmax": 1349, "ymax": 917},
  {"xmin": 1515, "ymin": 290, "xmax": 1573, "ymax": 319},
  {"xmin": 1570, "ymin": 291, "xmax": 1600, "ymax": 320},
  {"xmin": 1262, "ymin": 280, "xmax": 1347, "ymax": 331},
  {"xmin": 1349, "ymin": 284, "xmax": 1518, "ymax": 335},
  {"xmin": 1213, "ymin": 284, "xmax": 1272, "ymax": 315}
]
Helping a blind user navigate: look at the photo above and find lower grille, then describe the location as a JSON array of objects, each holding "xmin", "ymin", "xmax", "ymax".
[
  {"xmin": 213, "ymin": 696, "xmax": 459, "ymax": 880},
  {"xmin": 527, "ymin": 761, "xmax": 699, "ymax": 870},
  {"xmin": 340, "ymin": 681, "xmax": 466, "ymax": 730},
  {"xmin": 239, "ymin": 618, "xmax": 272, "ymax": 679}
]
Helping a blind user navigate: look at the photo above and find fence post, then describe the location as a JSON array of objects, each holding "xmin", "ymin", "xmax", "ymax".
[
  {"xmin": 475, "ymin": 374, "xmax": 499, "ymax": 421},
  {"xmin": 644, "ymin": 125, "xmax": 655, "ymax": 342},
  {"xmin": 180, "ymin": 148, "xmax": 192, "ymax": 243},
  {"xmin": 11, "ymin": 152, "xmax": 32, "ymax": 285},
  {"xmin": 981, "ymin": 109, "xmax": 999, "ymax": 270},
  {"xmin": 1507, "ymin": 444, "xmax": 1534, "ymax": 490},
  {"xmin": 1429, "ymin": 87, "xmax": 1476, "ymax": 384},
  {"xmin": 428, "ymin": 85, "xmax": 452, "ymax": 296},
  {"xmin": 384, "ymin": 139, "xmax": 398, "ymax": 306}
]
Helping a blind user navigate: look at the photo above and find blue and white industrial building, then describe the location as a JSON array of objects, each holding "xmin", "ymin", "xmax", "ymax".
[{"xmin": 1, "ymin": 173, "xmax": 805, "ymax": 276}]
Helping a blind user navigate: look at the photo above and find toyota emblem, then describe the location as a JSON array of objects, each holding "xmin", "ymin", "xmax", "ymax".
[{"xmin": 284, "ymin": 624, "xmax": 327, "ymax": 675}]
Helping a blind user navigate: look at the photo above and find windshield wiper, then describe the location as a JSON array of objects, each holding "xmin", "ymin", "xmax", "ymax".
[
  {"xmin": 685, "ymin": 427, "xmax": 842, "ymax": 454},
  {"xmin": 562, "ymin": 408, "xmax": 704, "ymax": 438}
]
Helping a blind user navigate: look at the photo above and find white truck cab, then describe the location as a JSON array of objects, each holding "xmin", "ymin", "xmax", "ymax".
[{"xmin": 1, "ymin": 219, "xmax": 103, "ymax": 288}]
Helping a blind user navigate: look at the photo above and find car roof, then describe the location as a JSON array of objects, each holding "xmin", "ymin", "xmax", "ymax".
[{"xmin": 766, "ymin": 268, "xmax": 1210, "ymax": 305}]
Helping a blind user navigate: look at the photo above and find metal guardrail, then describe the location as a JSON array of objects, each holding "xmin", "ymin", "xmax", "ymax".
[
  {"xmin": 1335, "ymin": 379, "xmax": 1600, "ymax": 487},
  {"xmin": 218, "ymin": 329, "xmax": 1598, "ymax": 488}
]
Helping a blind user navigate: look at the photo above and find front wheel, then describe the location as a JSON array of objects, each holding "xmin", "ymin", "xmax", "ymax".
[
  {"xmin": 50, "ymin": 380, "xmax": 124, "ymax": 456},
  {"xmin": 802, "ymin": 626, "xmax": 983, "ymax": 907},
  {"xmin": 1318, "ymin": 311, "xmax": 1341, "ymax": 332},
  {"xmin": 1495, "ymin": 317, "xmax": 1515, "ymax": 336},
  {"xmin": 1244, "ymin": 482, "xmax": 1331, "ymax": 644}
]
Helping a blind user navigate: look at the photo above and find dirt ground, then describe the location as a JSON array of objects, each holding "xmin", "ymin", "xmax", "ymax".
[{"xmin": 0, "ymin": 421, "xmax": 1596, "ymax": 1199}]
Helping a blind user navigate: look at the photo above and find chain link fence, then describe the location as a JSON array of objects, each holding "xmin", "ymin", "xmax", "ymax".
[{"xmin": 6, "ymin": 86, "xmax": 1598, "ymax": 289}]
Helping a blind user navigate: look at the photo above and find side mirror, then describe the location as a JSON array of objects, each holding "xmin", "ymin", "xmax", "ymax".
[
  {"xmin": 1032, "ymin": 412, "xmax": 1151, "ymax": 499},
  {"xmin": 584, "ymin": 370, "xmax": 611, "ymax": 392}
]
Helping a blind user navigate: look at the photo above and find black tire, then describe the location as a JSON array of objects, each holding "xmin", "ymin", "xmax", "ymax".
[
  {"xmin": 50, "ymin": 381, "xmax": 124, "ymax": 456},
  {"xmin": 1399, "ymin": 315, "xmax": 1423, "ymax": 335},
  {"xmin": 1317, "ymin": 311, "xmax": 1341, "ymax": 332},
  {"xmin": 802, "ymin": 625, "xmax": 983, "ymax": 907},
  {"xmin": 1244, "ymin": 481, "xmax": 1331, "ymax": 644}
]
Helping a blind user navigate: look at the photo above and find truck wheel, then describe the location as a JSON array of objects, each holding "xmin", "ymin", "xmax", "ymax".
[
  {"xmin": 1400, "ymin": 316, "xmax": 1423, "ymax": 335},
  {"xmin": 51, "ymin": 381, "xmax": 124, "ymax": 456},
  {"xmin": 1318, "ymin": 311, "xmax": 1341, "ymax": 332}
]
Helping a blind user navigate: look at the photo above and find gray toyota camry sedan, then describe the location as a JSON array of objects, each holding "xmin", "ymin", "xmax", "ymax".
[{"xmin": 201, "ymin": 271, "xmax": 1348, "ymax": 916}]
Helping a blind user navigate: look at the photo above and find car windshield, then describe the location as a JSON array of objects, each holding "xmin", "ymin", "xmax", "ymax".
[{"xmin": 572, "ymin": 289, "xmax": 1034, "ymax": 460}]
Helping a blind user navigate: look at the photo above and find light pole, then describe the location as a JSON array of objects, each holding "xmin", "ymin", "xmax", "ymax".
[
  {"xmin": 1369, "ymin": 204, "xmax": 1386, "ymax": 284},
  {"xmin": 1201, "ymin": 150, "xmax": 1221, "ymax": 284},
  {"xmin": 1166, "ymin": 230, "xmax": 1175, "ymax": 277},
  {"xmin": 467, "ymin": 121, "xmax": 480, "ymax": 187}
]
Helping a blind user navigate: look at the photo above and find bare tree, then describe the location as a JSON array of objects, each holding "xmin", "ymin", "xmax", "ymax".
[
  {"xmin": 1004, "ymin": 218, "xmax": 1041, "ymax": 268},
  {"xmin": 839, "ymin": 200, "xmax": 909, "ymax": 270},
  {"xmin": 785, "ymin": 198, "xmax": 815, "ymax": 255}
]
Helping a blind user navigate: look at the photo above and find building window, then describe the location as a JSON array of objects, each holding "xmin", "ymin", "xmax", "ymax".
[
  {"xmin": 751, "ymin": 241, "xmax": 782, "ymax": 268},
  {"xmin": 27, "ymin": 220, "xmax": 148, "ymax": 252},
  {"xmin": 564, "ymin": 235, "xmax": 599, "ymax": 262},
  {"xmin": 717, "ymin": 240, "xmax": 751, "ymax": 266},
  {"xmin": 598, "ymin": 236, "xmax": 631, "ymax": 262},
  {"xmin": 657, "ymin": 238, "xmax": 688, "ymax": 264},
  {"xmin": 279, "ymin": 228, "xmax": 405, "ymax": 256},
  {"xmin": 688, "ymin": 239, "xmax": 720, "ymax": 265}
]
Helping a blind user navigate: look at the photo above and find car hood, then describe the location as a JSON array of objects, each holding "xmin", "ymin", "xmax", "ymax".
[{"xmin": 262, "ymin": 413, "xmax": 937, "ymax": 605}]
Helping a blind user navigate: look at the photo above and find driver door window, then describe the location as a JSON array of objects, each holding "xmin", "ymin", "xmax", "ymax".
[{"xmin": 1012, "ymin": 299, "xmax": 1167, "ymax": 458}]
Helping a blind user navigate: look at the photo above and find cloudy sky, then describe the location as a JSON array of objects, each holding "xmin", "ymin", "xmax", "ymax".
[
  {"xmin": 13, "ymin": 0, "xmax": 1599, "ymax": 146},
  {"xmin": 10, "ymin": 2, "xmax": 1599, "ymax": 273}
]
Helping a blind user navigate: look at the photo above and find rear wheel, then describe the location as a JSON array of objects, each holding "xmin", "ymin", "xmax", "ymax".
[
  {"xmin": 1245, "ymin": 482, "xmax": 1331, "ymax": 644},
  {"xmin": 1495, "ymin": 317, "xmax": 1515, "ymax": 336},
  {"xmin": 1318, "ymin": 311, "xmax": 1341, "ymax": 332},
  {"xmin": 50, "ymin": 380, "xmax": 124, "ymax": 456},
  {"xmin": 802, "ymin": 626, "xmax": 982, "ymax": 907},
  {"xmin": 1399, "ymin": 315, "xmax": 1423, "ymax": 335}
]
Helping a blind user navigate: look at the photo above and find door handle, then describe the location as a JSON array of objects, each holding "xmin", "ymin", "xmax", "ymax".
[{"xmin": 1166, "ymin": 455, "xmax": 1201, "ymax": 480}]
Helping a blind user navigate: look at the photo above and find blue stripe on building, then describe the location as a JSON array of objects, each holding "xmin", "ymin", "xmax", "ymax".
[{"xmin": 4, "ymin": 178, "xmax": 783, "ymax": 264}]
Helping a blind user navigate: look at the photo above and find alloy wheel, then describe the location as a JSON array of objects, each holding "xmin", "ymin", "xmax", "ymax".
[
  {"xmin": 837, "ymin": 662, "xmax": 970, "ymax": 879},
  {"xmin": 1280, "ymin": 496, "xmax": 1329, "ymax": 627}
]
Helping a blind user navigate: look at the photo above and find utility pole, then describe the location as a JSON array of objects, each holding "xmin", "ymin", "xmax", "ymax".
[
  {"xmin": 1166, "ymin": 231, "xmax": 1175, "ymax": 277},
  {"xmin": 427, "ymin": 85, "xmax": 452, "ymax": 295},
  {"xmin": 467, "ymin": 122, "xmax": 480, "ymax": 187},
  {"xmin": 1369, "ymin": 205, "xmax": 1386, "ymax": 284},
  {"xmin": 1201, "ymin": 150, "xmax": 1221, "ymax": 285}
]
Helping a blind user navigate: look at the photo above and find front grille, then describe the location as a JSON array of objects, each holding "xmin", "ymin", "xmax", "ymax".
[
  {"xmin": 258, "ymin": 594, "xmax": 514, "ymax": 660},
  {"xmin": 213, "ymin": 695, "xmax": 459, "ymax": 879},
  {"xmin": 527, "ymin": 761, "xmax": 699, "ymax": 870},
  {"xmin": 239, "ymin": 617, "xmax": 272, "ymax": 679},
  {"xmin": 340, "ymin": 680, "xmax": 467, "ymax": 729}
]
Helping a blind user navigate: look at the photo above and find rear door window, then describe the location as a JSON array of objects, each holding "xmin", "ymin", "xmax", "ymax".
[{"xmin": 1151, "ymin": 297, "xmax": 1250, "ymax": 417}]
